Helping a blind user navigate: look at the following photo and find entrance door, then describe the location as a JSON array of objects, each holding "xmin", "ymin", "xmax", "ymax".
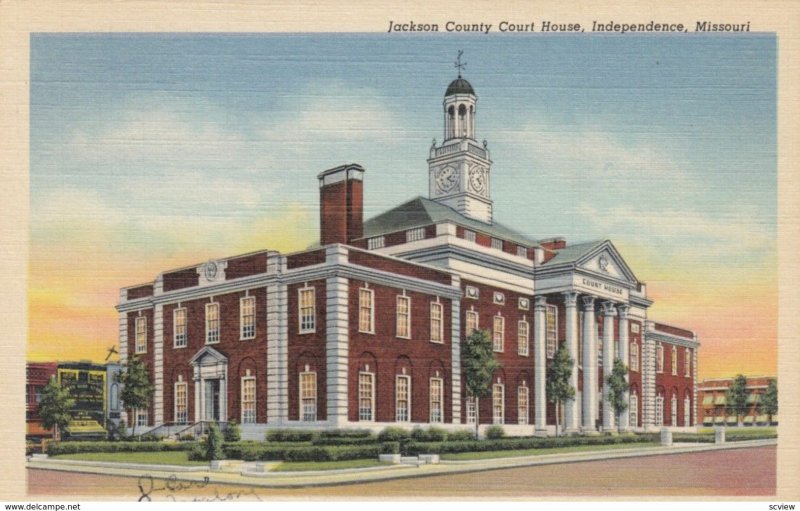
[{"xmin": 204, "ymin": 379, "xmax": 221, "ymax": 422}]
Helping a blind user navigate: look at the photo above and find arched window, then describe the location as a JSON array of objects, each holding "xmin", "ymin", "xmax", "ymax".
[
  {"xmin": 630, "ymin": 391, "xmax": 638, "ymax": 427},
  {"xmin": 655, "ymin": 393, "xmax": 664, "ymax": 426},
  {"xmin": 458, "ymin": 104, "xmax": 467, "ymax": 137},
  {"xmin": 671, "ymin": 392, "xmax": 678, "ymax": 426},
  {"xmin": 684, "ymin": 392, "xmax": 692, "ymax": 426}
]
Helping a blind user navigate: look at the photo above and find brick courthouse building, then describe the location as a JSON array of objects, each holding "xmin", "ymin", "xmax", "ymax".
[{"xmin": 117, "ymin": 74, "xmax": 699, "ymax": 437}]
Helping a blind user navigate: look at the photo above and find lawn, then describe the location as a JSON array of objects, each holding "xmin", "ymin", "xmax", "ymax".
[
  {"xmin": 697, "ymin": 426, "xmax": 776, "ymax": 437},
  {"xmin": 440, "ymin": 441, "xmax": 662, "ymax": 461},
  {"xmin": 271, "ymin": 459, "xmax": 389, "ymax": 472},
  {"xmin": 52, "ymin": 451, "xmax": 207, "ymax": 466}
]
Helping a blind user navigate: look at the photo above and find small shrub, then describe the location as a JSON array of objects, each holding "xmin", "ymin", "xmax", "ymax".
[
  {"xmin": 317, "ymin": 429, "xmax": 373, "ymax": 439},
  {"xmin": 377, "ymin": 426, "xmax": 411, "ymax": 442},
  {"xmin": 447, "ymin": 429, "xmax": 476, "ymax": 442},
  {"xmin": 311, "ymin": 436, "xmax": 378, "ymax": 446},
  {"xmin": 485, "ymin": 425, "xmax": 505, "ymax": 439},
  {"xmin": 380, "ymin": 441, "xmax": 401, "ymax": 454},
  {"xmin": 178, "ymin": 433, "xmax": 195, "ymax": 442},
  {"xmin": 138, "ymin": 434, "xmax": 160, "ymax": 442},
  {"xmin": 224, "ymin": 420, "xmax": 241, "ymax": 442},
  {"xmin": 203, "ymin": 424, "xmax": 224, "ymax": 461},
  {"xmin": 187, "ymin": 443, "xmax": 205, "ymax": 461},
  {"xmin": 411, "ymin": 426, "xmax": 448, "ymax": 442}
]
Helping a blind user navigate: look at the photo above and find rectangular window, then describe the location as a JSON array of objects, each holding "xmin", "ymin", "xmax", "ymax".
[
  {"xmin": 464, "ymin": 230, "xmax": 476, "ymax": 242},
  {"xmin": 174, "ymin": 382, "xmax": 188, "ymax": 424},
  {"xmin": 684, "ymin": 395, "xmax": 692, "ymax": 426},
  {"xmin": 492, "ymin": 383, "xmax": 505, "ymax": 424},
  {"xmin": 241, "ymin": 377, "xmax": 256, "ymax": 424},
  {"xmin": 299, "ymin": 287, "xmax": 316, "ymax": 333},
  {"xmin": 135, "ymin": 316, "xmax": 147, "ymax": 354},
  {"xmin": 173, "ymin": 308, "xmax": 187, "ymax": 348},
  {"xmin": 630, "ymin": 393, "xmax": 639, "ymax": 427},
  {"xmin": 358, "ymin": 372, "xmax": 374, "ymax": 421},
  {"xmin": 518, "ymin": 319, "xmax": 529, "ymax": 356},
  {"xmin": 406, "ymin": 227, "xmax": 425, "ymax": 242},
  {"xmin": 205, "ymin": 303, "xmax": 220, "ymax": 344},
  {"xmin": 493, "ymin": 315, "xmax": 505, "ymax": 352},
  {"xmin": 359, "ymin": 288, "xmax": 374, "ymax": 334},
  {"xmin": 671, "ymin": 395, "xmax": 678, "ymax": 426},
  {"xmin": 671, "ymin": 346, "xmax": 678, "ymax": 375},
  {"xmin": 656, "ymin": 344, "xmax": 664, "ymax": 373},
  {"xmin": 465, "ymin": 310, "xmax": 479, "ymax": 336},
  {"xmin": 240, "ymin": 296, "xmax": 256, "ymax": 339},
  {"xmin": 430, "ymin": 378, "xmax": 443, "ymax": 423},
  {"xmin": 135, "ymin": 408, "xmax": 148, "ymax": 427},
  {"xmin": 430, "ymin": 302, "xmax": 443, "ymax": 343},
  {"xmin": 466, "ymin": 396, "xmax": 477, "ymax": 424},
  {"xmin": 491, "ymin": 238, "xmax": 503, "ymax": 250},
  {"xmin": 396, "ymin": 295, "xmax": 411, "ymax": 339},
  {"xmin": 396, "ymin": 375, "xmax": 410, "ymax": 422},
  {"xmin": 685, "ymin": 348, "xmax": 691, "ymax": 377},
  {"xmin": 299, "ymin": 372, "xmax": 316, "ymax": 422},
  {"xmin": 517, "ymin": 246, "xmax": 528, "ymax": 258},
  {"xmin": 517, "ymin": 386, "xmax": 529, "ymax": 425},
  {"xmin": 630, "ymin": 343, "xmax": 639, "ymax": 372},
  {"xmin": 546, "ymin": 305, "xmax": 558, "ymax": 359},
  {"xmin": 367, "ymin": 236, "xmax": 385, "ymax": 250}
]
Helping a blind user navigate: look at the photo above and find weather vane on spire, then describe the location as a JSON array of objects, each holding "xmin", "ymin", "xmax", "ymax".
[{"xmin": 454, "ymin": 50, "xmax": 466, "ymax": 78}]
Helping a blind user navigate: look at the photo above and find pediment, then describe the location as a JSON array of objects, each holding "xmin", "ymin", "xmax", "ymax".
[
  {"xmin": 189, "ymin": 346, "xmax": 228, "ymax": 366},
  {"xmin": 576, "ymin": 241, "xmax": 638, "ymax": 285}
]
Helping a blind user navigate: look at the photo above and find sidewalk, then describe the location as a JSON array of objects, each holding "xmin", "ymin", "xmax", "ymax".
[{"xmin": 26, "ymin": 438, "xmax": 776, "ymax": 489}]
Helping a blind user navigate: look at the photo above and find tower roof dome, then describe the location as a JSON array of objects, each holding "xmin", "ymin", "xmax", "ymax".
[{"xmin": 445, "ymin": 77, "xmax": 475, "ymax": 96}]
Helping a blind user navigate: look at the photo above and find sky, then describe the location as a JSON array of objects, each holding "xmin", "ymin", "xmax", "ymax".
[{"xmin": 28, "ymin": 33, "xmax": 776, "ymax": 380}]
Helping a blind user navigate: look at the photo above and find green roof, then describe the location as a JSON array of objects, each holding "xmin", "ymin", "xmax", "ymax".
[
  {"xmin": 542, "ymin": 240, "xmax": 605, "ymax": 266},
  {"xmin": 362, "ymin": 196, "xmax": 540, "ymax": 247}
]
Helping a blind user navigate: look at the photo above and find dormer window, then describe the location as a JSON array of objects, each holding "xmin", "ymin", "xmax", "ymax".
[
  {"xmin": 491, "ymin": 238, "xmax": 503, "ymax": 251},
  {"xmin": 406, "ymin": 228, "xmax": 425, "ymax": 242},
  {"xmin": 367, "ymin": 236, "xmax": 385, "ymax": 250}
]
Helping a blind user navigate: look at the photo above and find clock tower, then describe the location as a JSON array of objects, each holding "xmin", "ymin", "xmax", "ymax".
[{"xmin": 428, "ymin": 57, "xmax": 493, "ymax": 224}]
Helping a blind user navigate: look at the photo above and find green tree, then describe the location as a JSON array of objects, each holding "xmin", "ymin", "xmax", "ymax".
[
  {"xmin": 605, "ymin": 358, "xmax": 629, "ymax": 434},
  {"xmin": 462, "ymin": 329, "xmax": 501, "ymax": 438},
  {"xmin": 725, "ymin": 374, "xmax": 749, "ymax": 427},
  {"xmin": 224, "ymin": 419, "xmax": 241, "ymax": 442},
  {"xmin": 204, "ymin": 423, "xmax": 224, "ymax": 461},
  {"xmin": 38, "ymin": 376, "xmax": 75, "ymax": 442},
  {"xmin": 117, "ymin": 356, "xmax": 154, "ymax": 437},
  {"xmin": 546, "ymin": 345, "xmax": 575, "ymax": 436},
  {"xmin": 759, "ymin": 379, "xmax": 778, "ymax": 425}
]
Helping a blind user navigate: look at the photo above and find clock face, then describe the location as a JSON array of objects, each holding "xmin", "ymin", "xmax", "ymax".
[
  {"xmin": 435, "ymin": 166, "xmax": 458, "ymax": 194},
  {"xmin": 469, "ymin": 165, "xmax": 486, "ymax": 194}
]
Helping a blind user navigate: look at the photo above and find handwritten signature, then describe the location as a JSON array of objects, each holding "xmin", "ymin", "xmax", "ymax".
[{"xmin": 137, "ymin": 474, "xmax": 262, "ymax": 502}]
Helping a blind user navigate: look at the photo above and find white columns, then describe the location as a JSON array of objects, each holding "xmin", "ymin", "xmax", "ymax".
[
  {"xmin": 601, "ymin": 301, "xmax": 616, "ymax": 431},
  {"xmin": 153, "ymin": 303, "xmax": 164, "ymax": 425},
  {"xmin": 533, "ymin": 295, "xmax": 548, "ymax": 435},
  {"xmin": 326, "ymin": 245, "xmax": 350, "ymax": 427},
  {"xmin": 618, "ymin": 305, "xmax": 630, "ymax": 431},
  {"xmin": 451, "ymin": 276, "xmax": 462, "ymax": 424},
  {"xmin": 562, "ymin": 292, "xmax": 580, "ymax": 433},
  {"xmin": 581, "ymin": 296, "xmax": 597, "ymax": 432},
  {"xmin": 266, "ymin": 253, "xmax": 288, "ymax": 424}
]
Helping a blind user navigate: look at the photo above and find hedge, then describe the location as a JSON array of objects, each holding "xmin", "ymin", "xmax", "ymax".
[
  {"xmin": 222, "ymin": 442, "xmax": 394, "ymax": 462},
  {"xmin": 317, "ymin": 429, "xmax": 373, "ymax": 439},
  {"xmin": 265, "ymin": 429, "xmax": 317, "ymax": 442},
  {"xmin": 311, "ymin": 436, "xmax": 379, "ymax": 446},
  {"xmin": 403, "ymin": 434, "xmax": 658, "ymax": 455},
  {"xmin": 48, "ymin": 441, "xmax": 198, "ymax": 456}
]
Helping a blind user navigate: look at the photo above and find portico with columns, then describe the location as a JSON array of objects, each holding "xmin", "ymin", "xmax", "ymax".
[{"xmin": 532, "ymin": 239, "xmax": 652, "ymax": 433}]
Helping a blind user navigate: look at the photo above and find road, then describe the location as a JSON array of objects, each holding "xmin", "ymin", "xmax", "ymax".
[{"xmin": 27, "ymin": 445, "xmax": 775, "ymax": 500}]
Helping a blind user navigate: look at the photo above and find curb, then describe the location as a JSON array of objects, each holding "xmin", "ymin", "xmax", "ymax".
[{"xmin": 27, "ymin": 439, "xmax": 777, "ymax": 489}]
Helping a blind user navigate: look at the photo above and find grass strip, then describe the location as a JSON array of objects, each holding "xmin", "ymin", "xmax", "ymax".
[
  {"xmin": 271, "ymin": 458, "xmax": 389, "ymax": 472},
  {"xmin": 440, "ymin": 441, "xmax": 661, "ymax": 461},
  {"xmin": 52, "ymin": 451, "xmax": 207, "ymax": 466}
]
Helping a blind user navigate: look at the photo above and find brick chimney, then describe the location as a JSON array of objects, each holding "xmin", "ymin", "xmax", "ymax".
[{"xmin": 317, "ymin": 163, "xmax": 365, "ymax": 246}]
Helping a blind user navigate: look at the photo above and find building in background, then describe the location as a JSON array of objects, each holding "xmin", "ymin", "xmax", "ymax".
[
  {"xmin": 26, "ymin": 362, "xmax": 58, "ymax": 440},
  {"xmin": 117, "ymin": 73, "xmax": 699, "ymax": 438},
  {"xmin": 697, "ymin": 376, "xmax": 777, "ymax": 427}
]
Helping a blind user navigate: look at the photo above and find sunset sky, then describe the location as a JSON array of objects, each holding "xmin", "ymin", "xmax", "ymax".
[{"xmin": 28, "ymin": 33, "xmax": 776, "ymax": 380}]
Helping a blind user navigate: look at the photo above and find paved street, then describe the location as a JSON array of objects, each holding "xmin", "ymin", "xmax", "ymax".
[{"xmin": 27, "ymin": 445, "xmax": 775, "ymax": 500}]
